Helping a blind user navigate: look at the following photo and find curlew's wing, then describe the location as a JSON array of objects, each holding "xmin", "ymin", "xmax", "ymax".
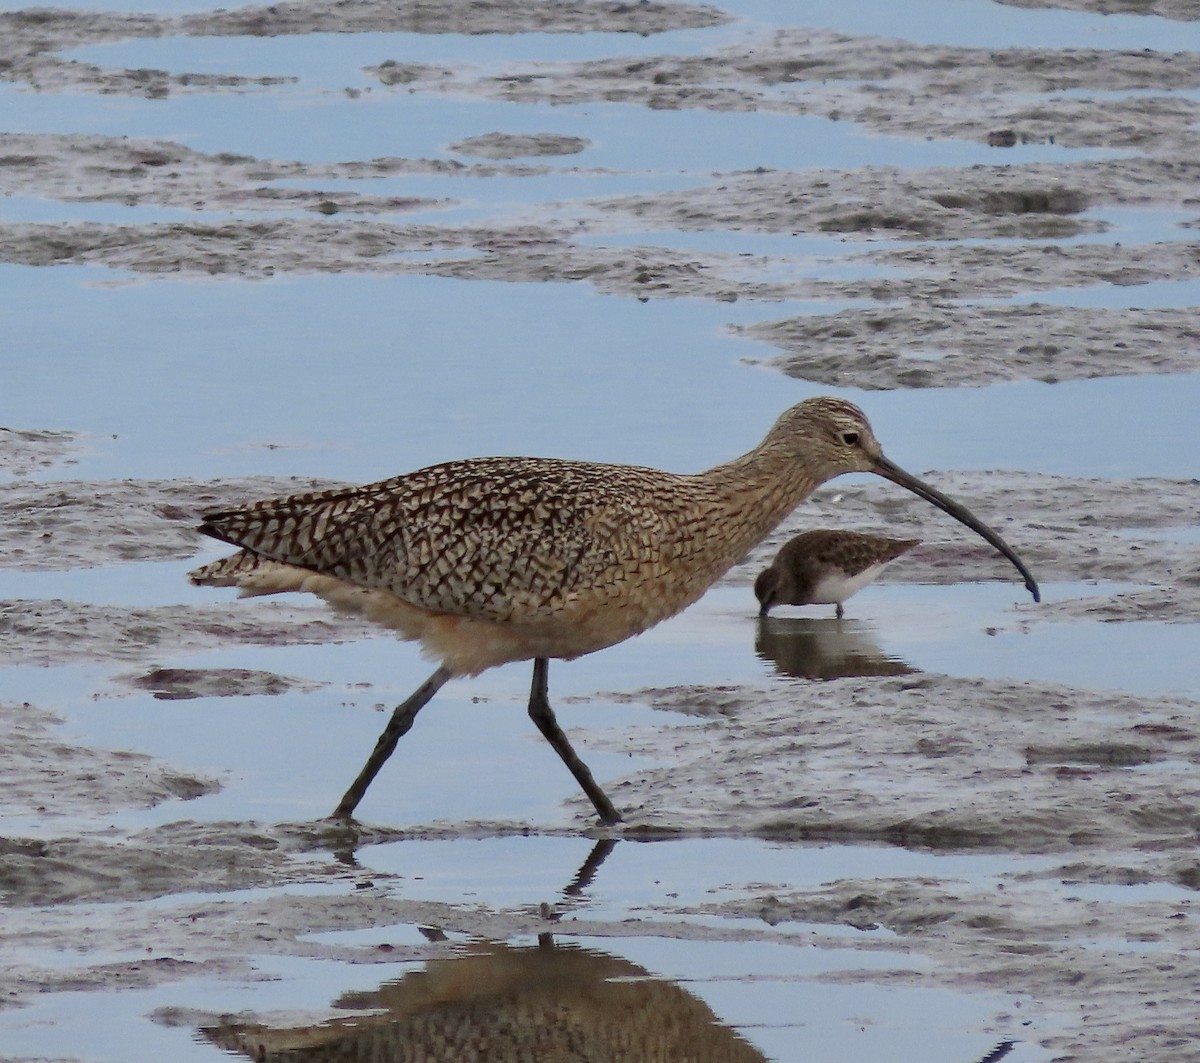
[{"xmin": 195, "ymin": 456, "xmax": 688, "ymax": 622}]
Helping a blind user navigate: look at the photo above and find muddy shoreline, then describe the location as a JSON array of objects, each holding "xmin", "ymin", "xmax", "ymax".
[
  {"xmin": 3, "ymin": 0, "xmax": 1200, "ymax": 1060},
  {"xmin": 3, "ymin": 456, "xmax": 1199, "ymax": 1059}
]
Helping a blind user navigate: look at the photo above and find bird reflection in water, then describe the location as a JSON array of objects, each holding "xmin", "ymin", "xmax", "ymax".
[
  {"xmin": 199, "ymin": 838, "xmax": 769, "ymax": 1063},
  {"xmin": 198, "ymin": 836, "xmax": 1020, "ymax": 1063},
  {"xmin": 755, "ymin": 615, "xmax": 915, "ymax": 681},
  {"xmin": 201, "ymin": 936, "xmax": 768, "ymax": 1063}
]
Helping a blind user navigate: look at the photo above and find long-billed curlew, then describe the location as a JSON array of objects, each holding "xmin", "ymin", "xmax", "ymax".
[
  {"xmin": 189, "ymin": 397, "xmax": 1039, "ymax": 824},
  {"xmin": 755, "ymin": 529, "xmax": 920, "ymax": 618}
]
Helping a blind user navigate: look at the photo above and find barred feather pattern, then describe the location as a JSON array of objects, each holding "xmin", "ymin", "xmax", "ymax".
[{"xmin": 190, "ymin": 398, "xmax": 882, "ymax": 675}]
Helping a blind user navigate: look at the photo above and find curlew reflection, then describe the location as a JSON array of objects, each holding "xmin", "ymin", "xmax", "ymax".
[
  {"xmin": 755, "ymin": 616, "xmax": 915, "ymax": 681},
  {"xmin": 562, "ymin": 837, "xmax": 618, "ymax": 899},
  {"xmin": 201, "ymin": 936, "xmax": 768, "ymax": 1063}
]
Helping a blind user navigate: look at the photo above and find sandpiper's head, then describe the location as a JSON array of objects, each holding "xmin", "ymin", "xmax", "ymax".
[
  {"xmin": 753, "ymin": 564, "xmax": 791, "ymax": 617},
  {"xmin": 769, "ymin": 397, "xmax": 1041, "ymax": 603}
]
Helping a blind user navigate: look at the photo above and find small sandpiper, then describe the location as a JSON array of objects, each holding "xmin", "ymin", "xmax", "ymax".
[{"xmin": 754, "ymin": 529, "xmax": 920, "ymax": 618}]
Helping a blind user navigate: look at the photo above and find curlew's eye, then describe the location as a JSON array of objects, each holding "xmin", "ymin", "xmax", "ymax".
[{"xmin": 840, "ymin": 430, "xmax": 860, "ymax": 446}]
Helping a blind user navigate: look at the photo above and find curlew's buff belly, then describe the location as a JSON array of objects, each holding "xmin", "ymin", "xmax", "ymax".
[
  {"xmin": 200, "ymin": 554, "xmax": 710, "ymax": 677},
  {"xmin": 351, "ymin": 571, "xmax": 712, "ymax": 676}
]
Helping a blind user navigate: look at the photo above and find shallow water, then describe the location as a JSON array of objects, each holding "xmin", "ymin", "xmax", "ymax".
[
  {"xmin": 0, "ymin": 933, "xmax": 1053, "ymax": 1063},
  {"xmin": 5, "ymin": 576, "xmax": 1193, "ymax": 841},
  {"xmin": 4, "ymin": 0, "xmax": 1200, "ymax": 1059},
  {"xmin": 6, "ymin": 265, "xmax": 1200, "ymax": 483}
]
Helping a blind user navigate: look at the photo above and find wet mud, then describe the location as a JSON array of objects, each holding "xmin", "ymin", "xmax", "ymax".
[
  {"xmin": 6, "ymin": 5, "xmax": 1200, "ymax": 389},
  {"xmin": 446, "ymin": 132, "xmax": 592, "ymax": 159},
  {"xmin": 713, "ymin": 865, "xmax": 1200, "ymax": 1061},
  {"xmin": 2, "ymin": 463, "xmax": 1197, "ymax": 1058},
  {"xmin": 998, "ymin": 0, "xmax": 1198, "ymax": 18},
  {"xmin": 0, "ymin": 596, "xmax": 376, "ymax": 666},
  {"xmin": 3, "ymin": 0, "xmax": 1200, "ymax": 1060},
  {"xmin": 606, "ymin": 672, "xmax": 1200, "ymax": 850},
  {"xmin": 5, "ymin": 151, "xmax": 1200, "ymax": 384},
  {"xmin": 117, "ymin": 665, "xmax": 327, "ymax": 700},
  {"xmin": 0, "ymin": 0, "xmax": 728, "ymax": 96},
  {"xmin": 0, "ymin": 474, "xmax": 332, "ymax": 570},
  {"xmin": 0, "ymin": 426, "xmax": 82, "ymax": 478},
  {"xmin": 0, "ymin": 698, "xmax": 218, "ymax": 823}
]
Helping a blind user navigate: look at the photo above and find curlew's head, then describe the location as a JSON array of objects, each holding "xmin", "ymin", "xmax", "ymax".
[
  {"xmin": 767, "ymin": 397, "xmax": 1040, "ymax": 603},
  {"xmin": 762, "ymin": 397, "xmax": 885, "ymax": 477}
]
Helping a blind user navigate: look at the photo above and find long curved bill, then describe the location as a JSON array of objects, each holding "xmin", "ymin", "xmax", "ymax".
[{"xmin": 873, "ymin": 455, "xmax": 1040, "ymax": 603}]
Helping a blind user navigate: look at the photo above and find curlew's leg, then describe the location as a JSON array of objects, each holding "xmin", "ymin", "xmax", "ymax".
[
  {"xmin": 835, "ymin": 603, "xmax": 844, "ymax": 619},
  {"xmin": 528, "ymin": 658, "xmax": 623, "ymax": 825},
  {"xmin": 564, "ymin": 838, "xmax": 619, "ymax": 897},
  {"xmin": 332, "ymin": 665, "xmax": 453, "ymax": 819}
]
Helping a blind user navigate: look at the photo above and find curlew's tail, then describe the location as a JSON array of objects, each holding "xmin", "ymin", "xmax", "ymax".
[
  {"xmin": 189, "ymin": 550, "xmax": 259, "ymax": 586},
  {"xmin": 188, "ymin": 550, "xmax": 305, "ymax": 597}
]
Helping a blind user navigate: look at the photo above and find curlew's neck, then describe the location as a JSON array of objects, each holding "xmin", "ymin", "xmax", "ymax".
[{"xmin": 691, "ymin": 436, "xmax": 826, "ymax": 567}]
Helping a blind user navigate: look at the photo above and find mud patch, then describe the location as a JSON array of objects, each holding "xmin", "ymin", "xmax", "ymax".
[
  {"xmin": 710, "ymin": 859, "xmax": 1200, "ymax": 1062},
  {"xmin": 368, "ymin": 27, "xmax": 1200, "ymax": 154},
  {"xmin": 1, "ymin": 823, "xmax": 321, "ymax": 909},
  {"xmin": 6, "ymin": 139, "xmax": 1200, "ymax": 392},
  {"xmin": 117, "ymin": 666, "xmax": 327, "ymax": 700},
  {"xmin": 0, "ymin": 474, "xmax": 335, "ymax": 570},
  {"xmin": 0, "ymin": 0, "xmax": 728, "ymax": 96},
  {"xmin": 0, "ymin": 813, "xmax": 416, "ymax": 909},
  {"xmin": 0, "ymin": 598, "xmax": 375, "ymax": 666},
  {"xmin": 819, "ymin": 235, "xmax": 1200, "ymax": 303},
  {"xmin": 603, "ymin": 672, "xmax": 1200, "ymax": 851},
  {"xmin": 0, "ymin": 699, "xmax": 218, "ymax": 823},
  {"xmin": 447, "ymin": 132, "xmax": 591, "ymax": 160},
  {"xmin": 736, "ymin": 304, "xmax": 1200, "ymax": 389},
  {"xmin": 4, "ymin": 3, "xmax": 1200, "ymax": 401},
  {"xmin": 590, "ymin": 159, "xmax": 1198, "ymax": 240},
  {"xmin": 185, "ymin": 0, "xmax": 728, "ymax": 39},
  {"xmin": 0, "ymin": 426, "xmax": 84, "ymax": 478},
  {"xmin": 0, "ymin": 132, "xmax": 559, "ymax": 214},
  {"xmin": 998, "ymin": 0, "xmax": 1199, "ymax": 20}
]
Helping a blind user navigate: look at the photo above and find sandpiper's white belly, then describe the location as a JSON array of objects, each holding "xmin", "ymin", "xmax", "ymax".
[{"xmin": 808, "ymin": 562, "xmax": 886, "ymax": 605}]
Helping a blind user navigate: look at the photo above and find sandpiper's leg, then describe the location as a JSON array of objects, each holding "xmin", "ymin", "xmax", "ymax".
[
  {"xmin": 835, "ymin": 603, "xmax": 844, "ymax": 619},
  {"xmin": 332, "ymin": 665, "xmax": 453, "ymax": 819},
  {"xmin": 527, "ymin": 658, "xmax": 623, "ymax": 824}
]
